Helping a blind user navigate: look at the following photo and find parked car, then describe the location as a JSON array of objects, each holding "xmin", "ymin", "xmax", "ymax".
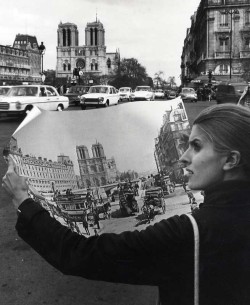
[
  {"xmin": 118, "ymin": 87, "xmax": 133, "ymax": 101},
  {"xmin": 64, "ymin": 85, "xmax": 90, "ymax": 106},
  {"xmin": 154, "ymin": 89, "xmax": 165, "ymax": 99},
  {"xmin": 179, "ymin": 87, "xmax": 198, "ymax": 103},
  {"xmin": 80, "ymin": 85, "xmax": 120, "ymax": 109},
  {"xmin": 216, "ymin": 82, "xmax": 248, "ymax": 104},
  {"xmin": 0, "ymin": 85, "xmax": 69, "ymax": 116},
  {"xmin": 131, "ymin": 86, "xmax": 155, "ymax": 101},
  {"xmin": 167, "ymin": 90, "xmax": 177, "ymax": 99},
  {"xmin": 0, "ymin": 86, "xmax": 12, "ymax": 96}
]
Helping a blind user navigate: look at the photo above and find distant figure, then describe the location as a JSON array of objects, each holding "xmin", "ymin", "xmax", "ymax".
[
  {"xmin": 190, "ymin": 198, "xmax": 198, "ymax": 213},
  {"xmin": 82, "ymin": 212, "xmax": 90, "ymax": 235}
]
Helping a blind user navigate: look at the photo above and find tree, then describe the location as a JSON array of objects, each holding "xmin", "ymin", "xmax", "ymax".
[
  {"xmin": 154, "ymin": 71, "xmax": 165, "ymax": 88},
  {"xmin": 110, "ymin": 58, "xmax": 150, "ymax": 89}
]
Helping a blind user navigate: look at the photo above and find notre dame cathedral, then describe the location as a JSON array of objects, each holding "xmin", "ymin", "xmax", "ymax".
[{"xmin": 56, "ymin": 19, "xmax": 120, "ymax": 83}]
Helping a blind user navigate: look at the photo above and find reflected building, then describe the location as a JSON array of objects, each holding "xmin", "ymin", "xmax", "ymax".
[
  {"xmin": 8, "ymin": 137, "xmax": 77, "ymax": 192},
  {"xmin": 76, "ymin": 142, "xmax": 118, "ymax": 188},
  {"xmin": 154, "ymin": 101, "xmax": 191, "ymax": 181}
]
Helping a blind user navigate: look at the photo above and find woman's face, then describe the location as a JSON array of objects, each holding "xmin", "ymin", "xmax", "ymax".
[{"xmin": 179, "ymin": 125, "xmax": 227, "ymax": 190}]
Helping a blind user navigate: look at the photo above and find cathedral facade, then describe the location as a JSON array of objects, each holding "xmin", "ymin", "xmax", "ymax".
[
  {"xmin": 56, "ymin": 20, "xmax": 120, "ymax": 83},
  {"xmin": 76, "ymin": 142, "xmax": 118, "ymax": 188}
]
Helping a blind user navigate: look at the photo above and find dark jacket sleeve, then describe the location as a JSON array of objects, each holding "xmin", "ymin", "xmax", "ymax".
[{"xmin": 16, "ymin": 198, "xmax": 194, "ymax": 286}]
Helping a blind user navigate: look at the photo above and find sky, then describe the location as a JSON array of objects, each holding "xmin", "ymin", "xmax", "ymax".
[
  {"xmin": 13, "ymin": 98, "xmax": 184, "ymax": 176},
  {"xmin": 0, "ymin": 0, "xmax": 201, "ymax": 85}
]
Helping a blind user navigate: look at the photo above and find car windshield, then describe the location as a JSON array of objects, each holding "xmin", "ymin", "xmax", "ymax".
[
  {"xmin": 7, "ymin": 87, "xmax": 38, "ymax": 97},
  {"xmin": 182, "ymin": 88, "xmax": 194, "ymax": 94},
  {"xmin": 0, "ymin": 87, "xmax": 10, "ymax": 95},
  {"xmin": 119, "ymin": 88, "xmax": 130, "ymax": 92},
  {"xmin": 89, "ymin": 86, "xmax": 109, "ymax": 94},
  {"xmin": 135, "ymin": 87, "xmax": 150, "ymax": 91},
  {"xmin": 234, "ymin": 85, "xmax": 247, "ymax": 93}
]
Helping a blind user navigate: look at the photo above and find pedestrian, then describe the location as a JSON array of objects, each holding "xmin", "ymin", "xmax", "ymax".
[
  {"xmin": 182, "ymin": 179, "xmax": 187, "ymax": 192},
  {"xmin": 186, "ymin": 190, "xmax": 194, "ymax": 204},
  {"xmin": 82, "ymin": 212, "xmax": 90, "ymax": 235},
  {"xmin": 93, "ymin": 210, "xmax": 100, "ymax": 230},
  {"xmin": 190, "ymin": 198, "xmax": 198, "ymax": 213},
  {"xmin": 4, "ymin": 103, "xmax": 250, "ymax": 305}
]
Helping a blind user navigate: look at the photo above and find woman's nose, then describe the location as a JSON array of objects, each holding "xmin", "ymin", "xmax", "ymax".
[{"xmin": 179, "ymin": 149, "xmax": 190, "ymax": 167}]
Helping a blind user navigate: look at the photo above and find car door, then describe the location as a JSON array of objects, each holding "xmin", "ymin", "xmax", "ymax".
[
  {"xmin": 38, "ymin": 86, "xmax": 50, "ymax": 110},
  {"xmin": 109, "ymin": 87, "xmax": 116, "ymax": 105},
  {"xmin": 46, "ymin": 86, "xmax": 60, "ymax": 110}
]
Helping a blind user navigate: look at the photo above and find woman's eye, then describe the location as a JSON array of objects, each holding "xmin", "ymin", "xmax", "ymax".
[{"xmin": 193, "ymin": 143, "xmax": 201, "ymax": 151}]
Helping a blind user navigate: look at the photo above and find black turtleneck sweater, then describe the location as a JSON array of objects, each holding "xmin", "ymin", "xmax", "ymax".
[{"xmin": 16, "ymin": 180, "xmax": 250, "ymax": 305}]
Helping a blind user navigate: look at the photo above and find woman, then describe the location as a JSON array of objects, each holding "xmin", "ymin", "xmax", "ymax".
[{"xmin": 2, "ymin": 103, "xmax": 250, "ymax": 305}]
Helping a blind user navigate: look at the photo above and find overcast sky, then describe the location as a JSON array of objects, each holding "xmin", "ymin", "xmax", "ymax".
[{"xmin": 1, "ymin": 0, "xmax": 201, "ymax": 85}]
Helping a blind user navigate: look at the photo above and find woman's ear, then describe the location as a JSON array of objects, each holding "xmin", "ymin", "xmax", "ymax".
[{"xmin": 223, "ymin": 151, "xmax": 241, "ymax": 171}]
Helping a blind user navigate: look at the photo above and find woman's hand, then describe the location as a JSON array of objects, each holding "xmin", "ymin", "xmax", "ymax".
[{"xmin": 2, "ymin": 156, "xmax": 29, "ymax": 209}]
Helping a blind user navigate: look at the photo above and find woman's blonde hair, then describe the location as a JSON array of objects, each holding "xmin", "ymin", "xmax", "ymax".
[{"xmin": 193, "ymin": 103, "xmax": 250, "ymax": 174}]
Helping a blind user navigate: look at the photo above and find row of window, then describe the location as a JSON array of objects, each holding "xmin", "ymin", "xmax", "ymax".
[
  {"xmin": 219, "ymin": 10, "xmax": 250, "ymax": 25},
  {"xmin": 0, "ymin": 47, "xmax": 27, "ymax": 57},
  {"xmin": 62, "ymin": 49, "xmax": 99, "ymax": 56}
]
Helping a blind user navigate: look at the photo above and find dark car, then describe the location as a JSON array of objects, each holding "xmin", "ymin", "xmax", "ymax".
[
  {"xmin": 216, "ymin": 82, "xmax": 248, "ymax": 104},
  {"xmin": 64, "ymin": 85, "xmax": 90, "ymax": 106}
]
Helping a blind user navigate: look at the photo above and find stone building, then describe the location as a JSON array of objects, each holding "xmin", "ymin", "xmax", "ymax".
[
  {"xmin": 0, "ymin": 34, "xmax": 42, "ymax": 85},
  {"xmin": 154, "ymin": 101, "xmax": 191, "ymax": 182},
  {"xmin": 7, "ymin": 137, "xmax": 77, "ymax": 193},
  {"xmin": 76, "ymin": 142, "xmax": 118, "ymax": 188},
  {"xmin": 56, "ymin": 20, "xmax": 120, "ymax": 84},
  {"xmin": 181, "ymin": 0, "xmax": 250, "ymax": 85}
]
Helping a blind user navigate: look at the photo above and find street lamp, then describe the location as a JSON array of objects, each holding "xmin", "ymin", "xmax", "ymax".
[
  {"xmin": 38, "ymin": 41, "xmax": 46, "ymax": 76},
  {"xmin": 221, "ymin": 9, "xmax": 239, "ymax": 79}
]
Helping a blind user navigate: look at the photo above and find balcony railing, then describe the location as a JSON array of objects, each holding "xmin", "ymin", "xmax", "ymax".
[
  {"xmin": 215, "ymin": 51, "xmax": 230, "ymax": 58},
  {"xmin": 240, "ymin": 50, "xmax": 250, "ymax": 58}
]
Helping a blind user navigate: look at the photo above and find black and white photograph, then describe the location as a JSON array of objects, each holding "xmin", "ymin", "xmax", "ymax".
[{"xmin": 1, "ymin": 0, "xmax": 250, "ymax": 304}]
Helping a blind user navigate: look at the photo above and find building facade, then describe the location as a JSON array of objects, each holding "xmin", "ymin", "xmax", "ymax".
[
  {"xmin": 56, "ymin": 20, "xmax": 120, "ymax": 84},
  {"xmin": 0, "ymin": 34, "xmax": 42, "ymax": 85},
  {"xmin": 76, "ymin": 142, "xmax": 118, "ymax": 188},
  {"xmin": 181, "ymin": 0, "xmax": 250, "ymax": 85},
  {"xmin": 154, "ymin": 101, "xmax": 191, "ymax": 182},
  {"xmin": 8, "ymin": 137, "xmax": 78, "ymax": 193}
]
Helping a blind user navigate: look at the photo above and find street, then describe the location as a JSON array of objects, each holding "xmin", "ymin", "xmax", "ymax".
[{"xmin": 0, "ymin": 99, "xmax": 213, "ymax": 305}]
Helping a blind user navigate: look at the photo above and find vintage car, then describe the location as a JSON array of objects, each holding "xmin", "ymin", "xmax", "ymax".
[
  {"xmin": 0, "ymin": 85, "xmax": 69, "ymax": 116},
  {"xmin": 131, "ymin": 86, "xmax": 155, "ymax": 101},
  {"xmin": 118, "ymin": 87, "xmax": 133, "ymax": 101},
  {"xmin": 167, "ymin": 90, "xmax": 177, "ymax": 99},
  {"xmin": 179, "ymin": 87, "xmax": 198, "ymax": 103},
  {"xmin": 154, "ymin": 89, "xmax": 165, "ymax": 99},
  {"xmin": 80, "ymin": 85, "xmax": 120, "ymax": 109},
  {"xmin": 64, "ymin": 85, "xmax": 90, "ymax": 106}
]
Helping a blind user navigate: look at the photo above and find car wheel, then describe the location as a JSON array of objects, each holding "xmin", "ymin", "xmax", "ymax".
[
  {"xmin": 57, "ymin": 104, "xmax": 64, "ymax": 111},
  {"xmin": 81, "ymin": 104, "xmax": 86, "ymax": 110},
  {"xmin": 104, "ymin": 101, "xmax": 109, "ymax": 107},
  {"xmin": 25, "ymin": 105, "xmax": 33, "ymax": 114}
]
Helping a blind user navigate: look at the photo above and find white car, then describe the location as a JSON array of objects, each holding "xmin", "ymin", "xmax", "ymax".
[
  {"xmin": 80, "ymin": 85, "xmax": 120, "ymax": 109},
  {"xmin": 131, "ymin": 86, "xmax": 155, "ymax": 101},
  {"xmin": 0, "ymin": 86, "xmax": 12, "ymax": 96},
  {"xmin": 0, "ymin": 85, "xmax": 69, "ymax": 116},
  {"xmin": 154, "ymin": 89, "xmax": 165, "ymax": 99},
  {"xmin": 118, "ymin": 87, "xmax": 133, "ymax": 101}
]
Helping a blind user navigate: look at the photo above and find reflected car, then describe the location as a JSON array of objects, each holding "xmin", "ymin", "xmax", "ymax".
[
  {"xmin": 0, "ymin": 86, "xmax": 12, "ymax": 96},
  {"xmin": 0, "ymin": 85, "xmax": 69, "ymax": 116},
  {"xmin": 131, "ymin": 86, "xmax": 155, "ymax": 101},
  {"xmin": 154, "ymin": 89, "xmax": 165, "ymax": 99},
  {"xmin": 118, "ymin": 87, "xmax": 133, "ymax": 101},
  {"xmin": 179, "ymin": 87, "xmax": 197, "ymax": 103},
  {"xmin": 80, "ymin": 85, "xmax": 120, "ymax": 109}
]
